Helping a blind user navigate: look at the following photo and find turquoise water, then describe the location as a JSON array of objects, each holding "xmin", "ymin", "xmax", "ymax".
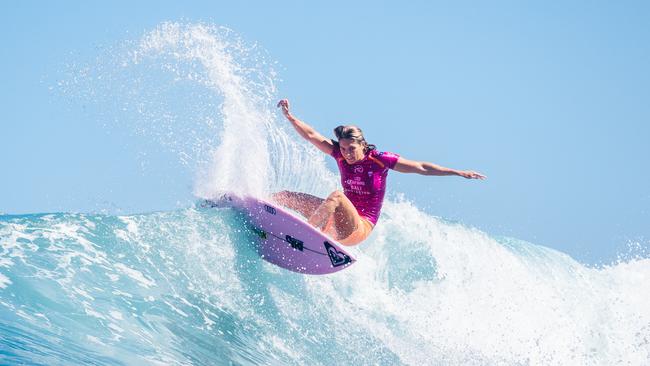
[
  {"xmin": 0, "ymin": 208, "xmax": 401, "ymax": 365},
  {"xmin": 1, "ymin": 203, "xmax": 649, "ymax": 365},
  {"xmin": 2, "ymin": 22, "xmax": 649, "ymax": 365}
]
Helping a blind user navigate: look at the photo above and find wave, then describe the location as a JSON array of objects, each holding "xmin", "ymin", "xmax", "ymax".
[{"xmin": 1, "ymin": 203, "xmax": 649, "ymax": 365}]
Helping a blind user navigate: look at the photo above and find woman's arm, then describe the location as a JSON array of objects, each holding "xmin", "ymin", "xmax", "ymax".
[
  {"xmin": 394, "ymin": 157, "xmax": 486, "ymax": 179},
  {"xmin": 277, "ymin": 99, "xmax": 334, "ymax": 155}
]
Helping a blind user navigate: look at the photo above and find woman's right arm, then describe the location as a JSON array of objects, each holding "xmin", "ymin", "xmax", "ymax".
[{"xmin": 277, "ymin": 99, "xmax": 334, "ymax": 155}]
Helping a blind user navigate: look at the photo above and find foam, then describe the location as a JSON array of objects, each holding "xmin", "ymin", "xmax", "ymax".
[
  {"xmin": 0, "ymin": 272, "xmax": 11, "ymax": 289},
  {"xmin": 114, "ymin": 263, "xmax": 156, "ymax": 288}
]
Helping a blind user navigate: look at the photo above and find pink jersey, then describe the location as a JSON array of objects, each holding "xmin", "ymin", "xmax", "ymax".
[{"xmin": 330, "ymin": 147, "xmax": 400, "ymax": 225}]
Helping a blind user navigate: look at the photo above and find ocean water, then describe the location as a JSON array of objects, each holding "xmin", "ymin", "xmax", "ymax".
[
  {"xmin": 1, "ymin": 203, "xmax": 649, "ymax": 365},
  {"xmin": 2, "ymin": 22, "xmax": 649, "ymax": 365}
]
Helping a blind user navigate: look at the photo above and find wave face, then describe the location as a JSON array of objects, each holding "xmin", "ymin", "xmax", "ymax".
[
  {"xmin": 3, "ymin": 22, "xmax": 649, "ymax": 365},
  {"xmin": 1, "ymin": 207, "xmax": 649, "ymax": 365}
]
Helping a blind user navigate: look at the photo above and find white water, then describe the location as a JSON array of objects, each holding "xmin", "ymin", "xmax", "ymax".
[{"xmin": 127, "ymin": 22, "xmax": 338, "ymax": 201}]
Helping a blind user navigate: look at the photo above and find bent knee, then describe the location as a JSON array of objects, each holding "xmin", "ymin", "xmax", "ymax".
[{"xmin": 326, "ymin": 190, "xmax": 345, "ymax": 202}]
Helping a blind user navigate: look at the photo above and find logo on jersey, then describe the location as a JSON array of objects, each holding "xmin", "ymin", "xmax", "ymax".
[{"xmin": 354, "ymin": 165, "xmax": 364, "ymax": 173}]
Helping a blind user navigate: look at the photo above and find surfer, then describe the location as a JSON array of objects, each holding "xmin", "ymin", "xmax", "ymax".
[{"xmin": 274, "ymin": 99, "xmax": 486, "ymax": 246}]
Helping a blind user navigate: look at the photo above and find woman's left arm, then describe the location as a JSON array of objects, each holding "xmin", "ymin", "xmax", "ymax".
[{"xmin": 393, "ymin": 157, "xmax": 486, "ymax": 179}]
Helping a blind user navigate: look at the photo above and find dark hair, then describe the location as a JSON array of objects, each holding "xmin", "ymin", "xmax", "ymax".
[{"xmin": 333, "ymin": 125, "xmax": 376, "ymax": 152}]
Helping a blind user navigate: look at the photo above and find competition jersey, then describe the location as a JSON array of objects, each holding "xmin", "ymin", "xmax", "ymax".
[{"xmin": 330, "ymin": 147, "xmax": 400, "ymax": 225}]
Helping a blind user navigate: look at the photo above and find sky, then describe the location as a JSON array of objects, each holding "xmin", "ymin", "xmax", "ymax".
[{"xmin": 2, "ymin": 1, "xmax": 649, "ymax": 265}]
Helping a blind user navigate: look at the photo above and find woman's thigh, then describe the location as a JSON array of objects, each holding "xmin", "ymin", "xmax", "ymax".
[{"xmin": 330, "ymin": 191, "xmax": 361, "ymax": 239}]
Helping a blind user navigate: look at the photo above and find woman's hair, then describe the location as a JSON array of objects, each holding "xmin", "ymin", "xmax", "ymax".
[{"xmin": 333, "ymin": 125, "xmax": 376, "ymax": 152}]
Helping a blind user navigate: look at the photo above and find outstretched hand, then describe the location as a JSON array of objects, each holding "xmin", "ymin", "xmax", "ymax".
[
  {"xmin": 277, "ymin": 99, "xmax": 291, "ymax": 118},
  {"xmin": 458, "ymin": 170, "xmax": 487, "ymax": 180}
]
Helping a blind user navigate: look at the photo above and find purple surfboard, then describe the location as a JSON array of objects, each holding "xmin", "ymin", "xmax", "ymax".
[{"xmin": 203, "ymin": 192, "xmax": 355, "ymax": 275}]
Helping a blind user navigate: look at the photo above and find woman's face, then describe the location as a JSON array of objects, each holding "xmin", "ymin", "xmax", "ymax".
[{"xmin": 338, "ymin": 138, "xmax": 365, "ymax": 164}]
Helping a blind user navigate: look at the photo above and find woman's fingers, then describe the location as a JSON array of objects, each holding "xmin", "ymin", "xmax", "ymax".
[
  {"xmin": 277, "ymin": 99, "xmax": 289, "ymax": 110},
  {"xmin": 463, "ymin": 171, "xmax": 487, "ymax": 179}
]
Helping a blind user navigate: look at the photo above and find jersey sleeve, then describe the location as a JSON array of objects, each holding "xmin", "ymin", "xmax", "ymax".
[{"xmin": 377, "ymin": 151, "xmax": 400, "ymax": 169}]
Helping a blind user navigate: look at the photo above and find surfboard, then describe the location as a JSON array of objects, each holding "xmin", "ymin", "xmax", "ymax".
[{"xmin": 203, "ymin": 192, "xmax": 355, "ymax": 275}]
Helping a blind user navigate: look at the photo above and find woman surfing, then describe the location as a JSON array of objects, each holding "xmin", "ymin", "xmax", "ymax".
[{"xmin": 273, "ymin": 99, "xmax": 486, "ymax": 246}]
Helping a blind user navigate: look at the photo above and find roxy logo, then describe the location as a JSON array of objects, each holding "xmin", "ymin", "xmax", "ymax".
[{"xmin": 354, "ymin": 166, "xmax": 364, "ymax": 173}]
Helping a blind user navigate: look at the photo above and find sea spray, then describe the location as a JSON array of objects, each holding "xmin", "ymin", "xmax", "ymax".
[
  {"xmin": 132, "ymin": 23, "xmax": 340, "ymax": 199},
  {"xmin": 59, "ymin": 22, "xmax": 337, "ymax": 203}
]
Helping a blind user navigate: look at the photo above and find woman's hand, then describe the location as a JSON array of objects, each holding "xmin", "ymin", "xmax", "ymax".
[
  {"xmin": 458, "ymin": 170, "xmax": 487, "ymax": 180},
  {"xmin": 277, "ymin": 99, "xmax": 291, "ymax": 118},
  {"xmin": 275, "ymin": 98, "xmax": 334, "ymax": 155}
]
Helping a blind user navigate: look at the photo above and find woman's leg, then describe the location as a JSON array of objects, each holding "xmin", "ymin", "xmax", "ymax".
[
  {"xmin": 271, "ymin": 190, "xmax": 324, "ymax": 219},
  {"xmin": 308, "ymin": 190, "xmax": 359, "ymax": 240}
]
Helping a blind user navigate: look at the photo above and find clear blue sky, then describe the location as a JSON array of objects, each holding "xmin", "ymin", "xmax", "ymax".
[{"xmin": 2, "ymin": 1, "xmax": 649, "ymax": 265}]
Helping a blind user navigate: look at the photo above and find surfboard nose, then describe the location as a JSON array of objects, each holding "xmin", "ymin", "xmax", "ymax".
[{"xmin": 201, "ymin": 193, "xmax": 239, "ymax": 209}]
